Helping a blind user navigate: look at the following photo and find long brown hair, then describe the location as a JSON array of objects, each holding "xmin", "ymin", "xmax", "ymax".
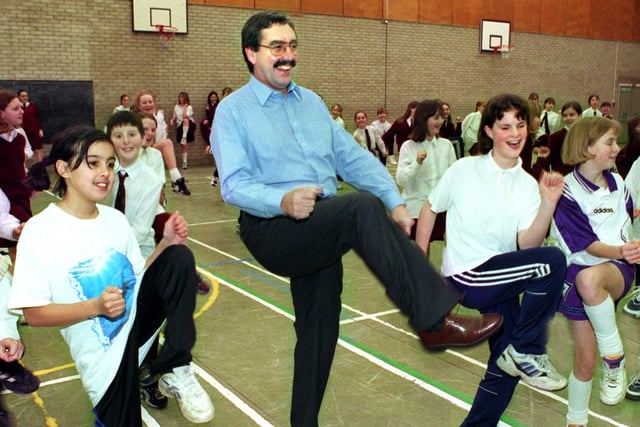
[{"xmin": 0, "ymin": 89, "xmax": 18, "ymax": 134}]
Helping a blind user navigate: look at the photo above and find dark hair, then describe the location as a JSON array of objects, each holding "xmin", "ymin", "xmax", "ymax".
[
  {"xmin": 397, "ymin": 100, "xmax": 419, "ymax": 122},
  {"xmin": 18, "ymin": 89, "xmax": 27, "ymax": 97},
  {"xmin": 27, "ymin": 126, "xmax": 112, "ymax": 197},
  {"xmin": 409, "ymin": 100, "xmax": 443, "ymax": 141},
  {"xmin": 588, "ymin": 94, "xmax": 600, "ymax": 104},
  {"xmin": 353, "ymin": 110, "xmax": 367, "ymax": 121},
  {"xmin": 120, "ymin": 94, "xmax": 128, "ymax": 103},
  {"xmin": 600, "ymin": 101, "xmax": 612, "ymax": 108},
  {"xmin": 627, "ymin": 115, "xmax": 640, "ymax": 141},
  {"xmin": 106, "ymin": 111, "xmax": 144, "ymax": 138},
  {"xmin": 207, "ymin": 90, "xmax": 219, "ymax": 106},
  {"xmin": 561, "ymin": 101, "xmax": 583, "ymax": 115},
  {"xmin": 0, "ymin": 89, "xmax": 18, "ymax": 134},
  {"xmin": 543, "ymin": 97, "xmax": 556, "ymax": 105},
  {"xmin": 376, "ymin": 106, "xmax": 387, "ymax": 115},
  {"xmin": 241, "ymin": 11, "xmax": 296, "ymax": 73},
  {"xmin": 477, "ymin": 94, "xmax": 530, "ymax": 154}
]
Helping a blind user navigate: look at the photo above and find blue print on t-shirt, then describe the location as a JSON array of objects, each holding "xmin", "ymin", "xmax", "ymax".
[{"xmin": 68, "ymin": 248, "xmax": 136, "ymax": 350}]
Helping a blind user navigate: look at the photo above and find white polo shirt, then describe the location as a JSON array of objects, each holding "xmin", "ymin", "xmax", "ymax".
[{"xmin": 428, "ymin": 152, "xmax": 540, "ymax": 276}]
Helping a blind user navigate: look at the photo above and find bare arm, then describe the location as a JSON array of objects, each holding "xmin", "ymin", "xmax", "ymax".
[
  {"xmin": 518, "ymin": 171, "xmax": 564, "ymax": 249},
  {"xmin": 586, "ymin": 240, "xmax": 640, "ymax": 264},
  {"xmin": 415, "ymin": 201, "xmax": 437, "ymax": 255},
  {"xmin": 23, "ymin": 286, "xmax": 125, "ymax": 327}
]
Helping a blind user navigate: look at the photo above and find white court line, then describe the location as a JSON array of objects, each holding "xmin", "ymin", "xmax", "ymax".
[
  {"xmin": 190, "ymin": 237, "xmax": 631, "ymax": 427},
  {"xmin": 192, "ymin": 363, "xmax": 275, "ymax": 427}
]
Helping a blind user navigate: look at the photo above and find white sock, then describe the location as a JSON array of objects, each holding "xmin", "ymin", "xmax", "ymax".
[
  {"xmin": 567, "ymin": 371, "xmax": 591, "ymax": 426},
  {"xmin": 583, "ymin": 295, "xmax": 623, "ymax": 357},
  {"xmin": 182, "ymin": 153, "xmax": 188, "ymax": 163},
  {"xmin": 169, "ymin": 168, "xmax": 182, "ymax": 182}
]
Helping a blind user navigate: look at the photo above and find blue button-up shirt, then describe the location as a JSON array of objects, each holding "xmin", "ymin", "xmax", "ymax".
[{"xmin": 211, "ymin": 76, "xmax": 404, "ymax": 218}]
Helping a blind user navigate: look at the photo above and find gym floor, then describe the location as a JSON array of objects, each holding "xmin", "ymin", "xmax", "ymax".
[{"xmin": 7, "ymin": 163, "xmax": 639, "ymax": 426}]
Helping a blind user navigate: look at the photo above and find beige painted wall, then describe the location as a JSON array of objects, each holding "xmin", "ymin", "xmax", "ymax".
[{"xmin": 4, "ymin": 1, "xmax": 640, "ymax": 165}]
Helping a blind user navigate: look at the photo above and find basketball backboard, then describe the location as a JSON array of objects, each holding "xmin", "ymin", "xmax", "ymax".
[
  {"xmin": 132, "ymin": 0, "xmax": 187, "ymax": 34},
  {"xmin": 480, "ymin": 19, "xmax": 510, "ymax": 53}
]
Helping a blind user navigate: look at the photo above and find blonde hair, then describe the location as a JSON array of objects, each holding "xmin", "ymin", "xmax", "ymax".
[{"xmin": 562, "ymin": 117, "xmax": 621, "ymax": 165}]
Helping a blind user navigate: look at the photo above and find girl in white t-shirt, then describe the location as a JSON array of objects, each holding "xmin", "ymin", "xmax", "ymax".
[
  {"xmin": 11, "ymin": 126, "xmax": 213, "ymax": 425},
  {"xmin": 415, "ymin": 94, "xmax": 567, "ymax": 426}
]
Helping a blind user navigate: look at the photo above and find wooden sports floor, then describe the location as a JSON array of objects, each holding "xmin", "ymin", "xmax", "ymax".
[{"xmin": 7, "ymin": 163, "xmax": 640, "ymax": 426}]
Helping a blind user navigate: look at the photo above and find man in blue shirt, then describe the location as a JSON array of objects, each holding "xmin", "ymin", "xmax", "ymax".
[{"xmin": 211, "ymin": 10, "xmax": 503, "ymax": 427}]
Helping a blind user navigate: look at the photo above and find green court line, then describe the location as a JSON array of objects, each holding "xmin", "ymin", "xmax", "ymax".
[{"xmin": 208, "ymin": 270, "xmax": 525, "ymax": 427}]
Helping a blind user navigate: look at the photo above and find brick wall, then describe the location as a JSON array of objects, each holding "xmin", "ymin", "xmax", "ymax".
[{"xmin": 5, "ymin": 1, "xmax": 640, "ymax": 165}]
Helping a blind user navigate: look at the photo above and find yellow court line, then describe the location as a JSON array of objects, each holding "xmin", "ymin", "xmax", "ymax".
[
  {"xmin": 28, "ymin": 267, "xmax": 218, "ymax": 425},
  {"xmin": 194, "ymin": 266, "xmax": 220, "ymax": 319}
]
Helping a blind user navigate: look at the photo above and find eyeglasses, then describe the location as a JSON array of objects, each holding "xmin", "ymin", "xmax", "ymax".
[{"xmin": 258, "ymin": 41, "xmax": 298, "ymax": 56}]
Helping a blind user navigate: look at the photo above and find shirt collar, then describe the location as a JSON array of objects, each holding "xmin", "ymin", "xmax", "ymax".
[
  {"xmin": 483, "ymin": 150, "xmax": 523, "ymax": 175},
  {"xmin": 249, "ymin": 75, "xmax": 300, "ymax": 106},
  {"xmin": 116, "ymin": 157, "xmax": 143, "ymax": 177},
  {"xmin": 572, "ymin": 167, "xmax": 618, "ymax": 193}
]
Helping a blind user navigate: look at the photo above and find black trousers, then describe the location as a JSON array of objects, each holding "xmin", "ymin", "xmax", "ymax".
[
  {"xmin": 239, "ymin": 191, "xmax": 459, "ymax": 427},
  {"xmin": 93, "ymin": 245, "xmax": 198, "ymax": 427}
]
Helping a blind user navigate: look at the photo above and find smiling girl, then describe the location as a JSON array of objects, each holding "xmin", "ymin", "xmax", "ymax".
[
  {"xmin": 416, "ymin": 93, "xmax": 568, "ymax": 426},
  {"xmin": 396, "ymin": 100, "xmax": 455, "ymax": 240},
  {"xmin": 549, "ymin": 117, "xmax": 640, "ymax": 426},
  {"xmin": 132, "ymin": 90, "xmax": 190, "ymax": 195},
  {"xmin": 11, "ymin": 126, "xmax": 213, "ymax": 425}
]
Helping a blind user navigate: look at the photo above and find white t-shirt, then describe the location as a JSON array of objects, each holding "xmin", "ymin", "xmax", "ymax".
[
  {"xmin": 396, "ymin": 136, "xmax": 457, "ymax": 218},
  {"xmin": 428, "ymin": 153, "xmax": 540, "ymax": 277},
  {"xmin": 9, "ymin": 204, "xmax": 146, "ymax": 406}
]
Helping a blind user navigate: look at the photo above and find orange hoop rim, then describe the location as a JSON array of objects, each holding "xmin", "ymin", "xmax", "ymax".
[
  {"xmin": 491, "ymin": 44, "xmax": 515, "ymax": 54},
  {"xmin": 155, "ymin": 25, "xmax": 178, "ymax": 41}
]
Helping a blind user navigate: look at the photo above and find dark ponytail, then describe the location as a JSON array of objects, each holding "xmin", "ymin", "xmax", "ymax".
[{"xmin": 26, "ymin": 156, "xmax": 53, "ymax": 191}]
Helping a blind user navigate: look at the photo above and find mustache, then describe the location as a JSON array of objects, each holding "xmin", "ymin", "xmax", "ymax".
[{"xmin": 274, "ymin": 59, "xmax": 296, "ymax": 68}]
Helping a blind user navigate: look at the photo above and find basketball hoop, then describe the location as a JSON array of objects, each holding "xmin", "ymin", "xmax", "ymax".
[
  {"xmin": 155, "ymin": 25, "xmax": 178, "ymax": 49},
  {"xmin": 492, "ymin": 44, "xmax": 514, "ymax": 59}
]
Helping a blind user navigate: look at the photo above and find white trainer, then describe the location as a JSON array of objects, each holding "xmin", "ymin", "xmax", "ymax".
[
  {"xmin": 600, "ymin": 356, "xmax": 626, "ymax": 405},
  {"xmin": 497, "ymin": 344, "xmax": 567, "ymax": 391},
  {"xmin": 159, "ymin": 365, "xmax": 214, "ymax": 423}
]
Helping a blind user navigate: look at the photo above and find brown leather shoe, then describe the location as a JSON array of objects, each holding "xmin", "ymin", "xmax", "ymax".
[{"xmin": 417, "ymin": 312, "xmax": 503, "ymax": 351}]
